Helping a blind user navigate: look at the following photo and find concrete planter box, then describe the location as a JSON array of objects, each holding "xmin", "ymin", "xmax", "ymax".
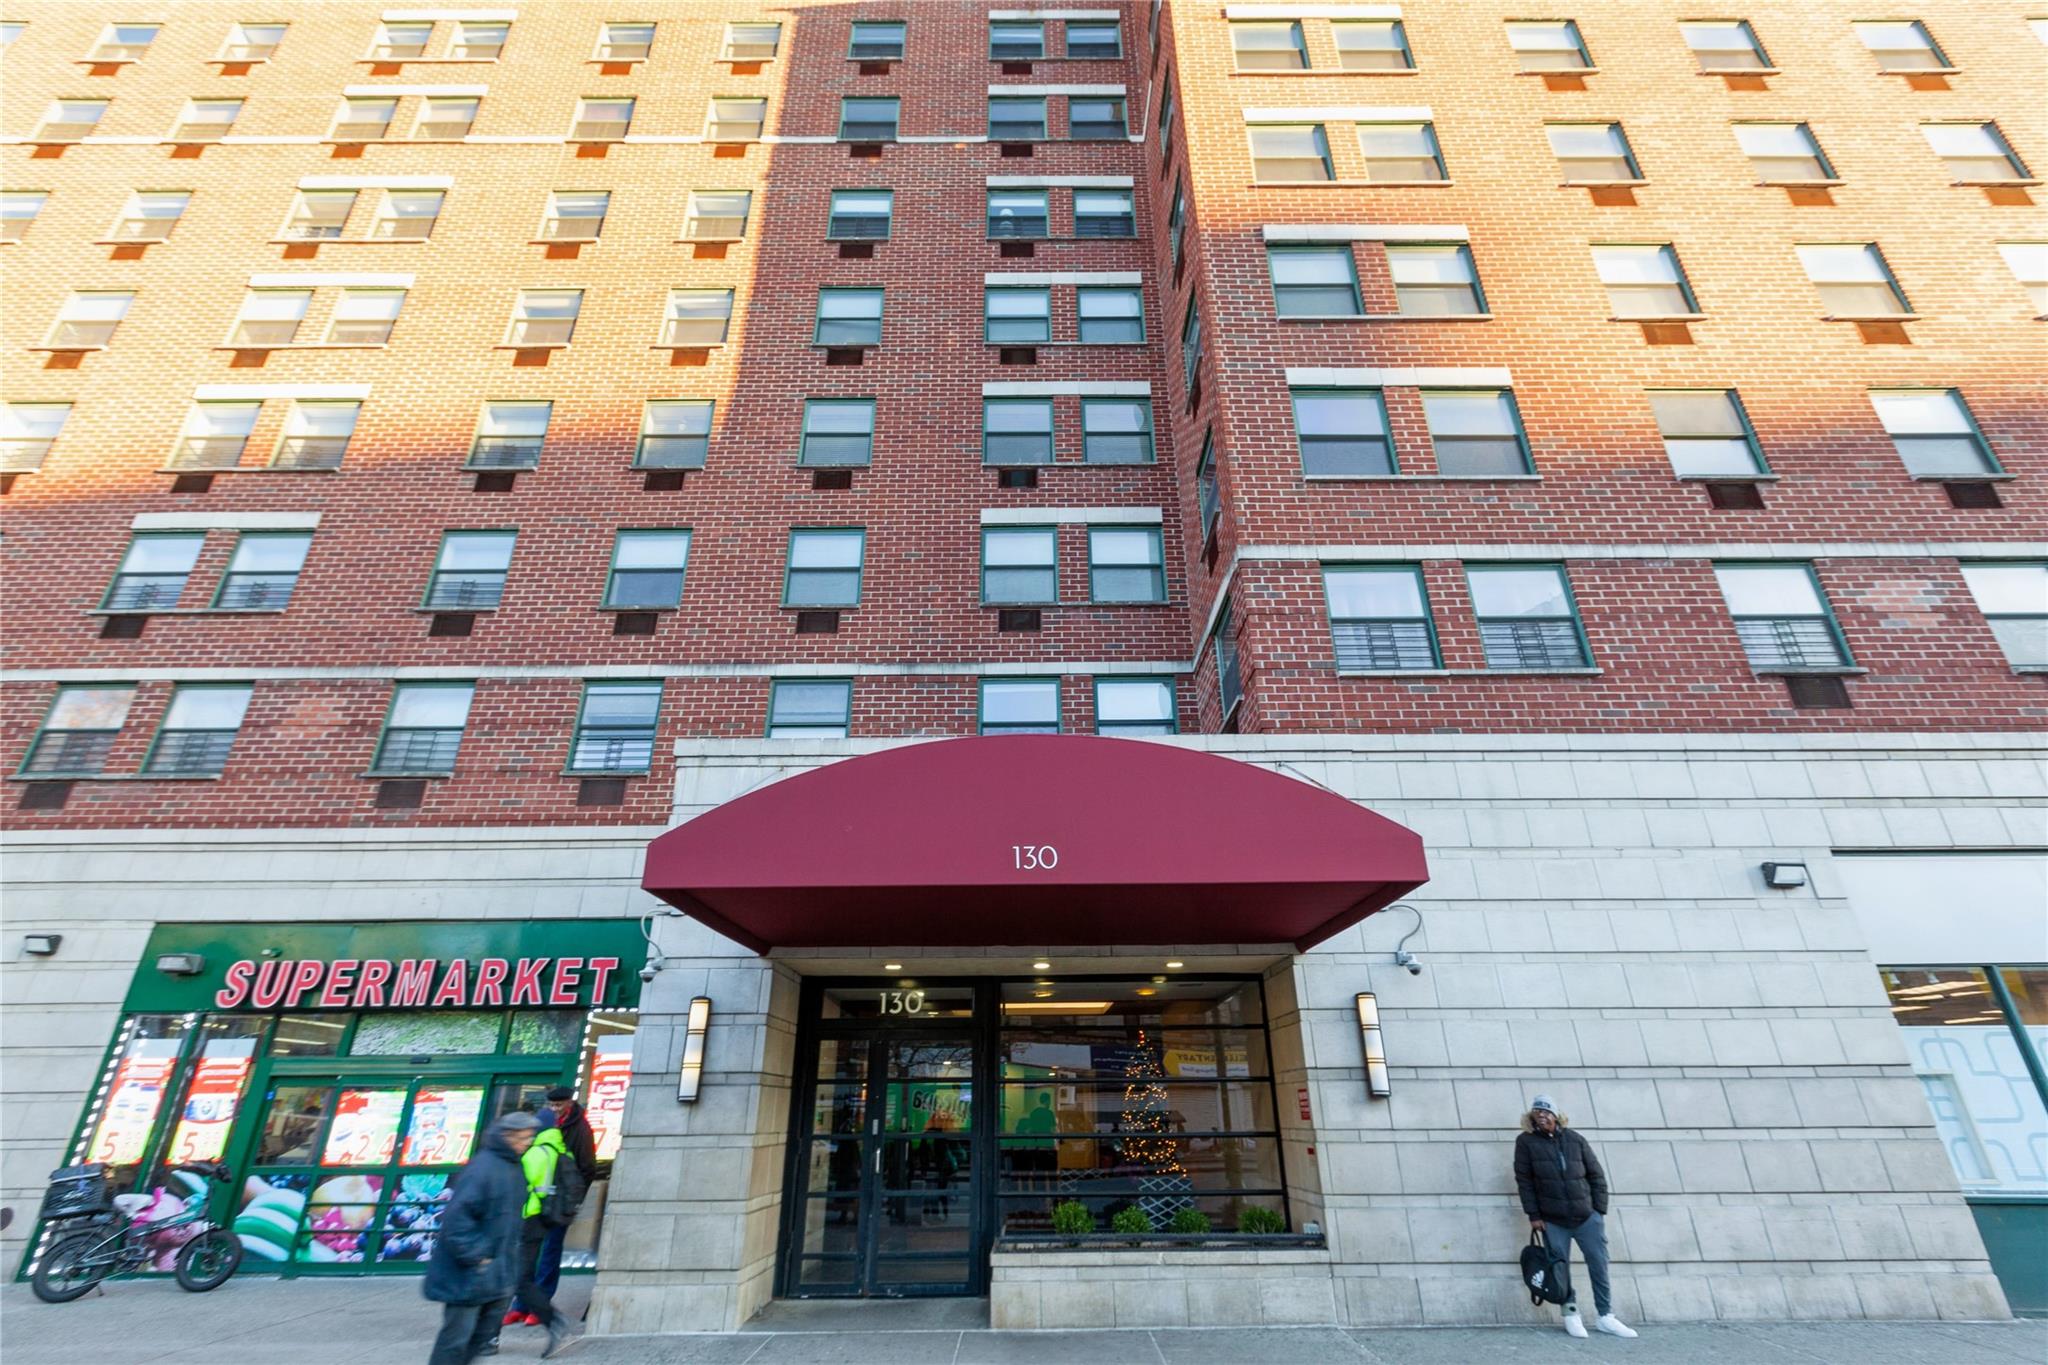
[{"xmin": 990, "ymin": 1244, "xmax": 1339, "ymax": 1329}]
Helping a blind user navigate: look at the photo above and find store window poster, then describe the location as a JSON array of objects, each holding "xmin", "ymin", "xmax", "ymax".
[
  {"xmin": 400, "ymin": 1088, "xmax": 483, "ymax": 1167},
  {"xmin": 87, "ymin": 1038, "xmax": 183, "ymax": 1167},
  {"xmin": 167, "ymin": 1039, "xmax": 258, "ymax": 1164},
  {"xmin": 320, "ymin": 1088, "xmax": 403, "ymax": 1166},
  {"xmin": 587, "ymin": 1038, "xmax": 633, "ymax": 1162}
]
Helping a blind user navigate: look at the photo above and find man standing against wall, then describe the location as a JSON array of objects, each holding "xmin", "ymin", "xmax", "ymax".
[{"xmin": 1515, "ymin": 1095, "xmax": 1638, "ymax": 1339}]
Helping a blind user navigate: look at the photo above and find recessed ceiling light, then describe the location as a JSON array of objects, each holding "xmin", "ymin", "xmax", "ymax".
[
  {"xmin": 1135, "ymin": 987, "xmax": 1157, "ymax": 996},
  {"xmin": 883, "ymin": 963, "xmax": 903, "ymax": 971},
  {"xmin": 1032, "ymin": 960, "xmax": 1051, "ymax": 970},
  {"xmin": 1166, "ymin": 961, "xmax": 1184, "ymax": 969}
]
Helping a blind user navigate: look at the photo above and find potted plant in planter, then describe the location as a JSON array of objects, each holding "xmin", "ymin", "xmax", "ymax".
[
  {"xmin": 1239, "ymin": 1207, "xmax": 1285, "ymax": 1235},
  {"xmin": 1051, "ymin": 1199, "xmax": 1093, "ymax": 1246},
  {"xmin": 1110, "ymin": 1205, "xmax": 1153, "ymax": 1242},
  {"xmin": 1167, "ymin": 1208, "xmax": 1211, "ymax": 1239}
]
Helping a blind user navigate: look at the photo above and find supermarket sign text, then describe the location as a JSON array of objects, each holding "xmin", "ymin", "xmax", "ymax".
[{"xmin": 213, "ymin": 956, "xmax": 624, "ymax": 1011}]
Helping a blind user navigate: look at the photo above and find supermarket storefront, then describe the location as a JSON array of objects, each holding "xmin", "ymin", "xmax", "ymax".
[{"xmin": 21, "ymin": 920, "xmax": 644, "ymax": 1279}]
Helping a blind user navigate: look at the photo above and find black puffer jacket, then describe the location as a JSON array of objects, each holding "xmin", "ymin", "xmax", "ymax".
[
  {"xmin": 423, "ymin": 1124, "xmax": 528, "ymax": 1304},
  {"xmin": 1514, "ymin": 1125, "xmax": 1608, "ymax": 1225}
]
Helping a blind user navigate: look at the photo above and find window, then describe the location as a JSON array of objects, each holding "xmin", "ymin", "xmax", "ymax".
[
  {"xmin": 638, "ymin": 400, "xmax": 712, "ymax": 468},
  {"xmin": 1998, "ymin": 243, "xmax": 2047, "ymax": 313},
  {"xmin": 1591, "ymin": 244, "xmax": 1698, "ymax": 317},
  {"xmin": 215, "ymin": 531, "xmax": 311, "ymax": 609},
  {"xmin": 828, "ymin": 189, "xmax": 892, "ymax": 239},
  {"xmin": 785, "ymin": 530, "xmax": 865, "ymax": 607},
  {"xmin": 333, "ymin": 97, "xmax": 397, "ymax": 141},
  {"xmin": 1269, "ymin": 246, "xmax": 1361, "ymax": 316},
  {"xmin": 706, "ymin": 98, "xmax": 765, "ymax": 142},
  {"xmin": 1157, "ymin": 82, "xmax": 1175, "ymax": 165},
  {"xmin": 1094, "ymin": 678, "xmax": 1175, "ymax": 735},
  {"xmin": 327, "ymin": 288, "xmax": 404, "ymax": 344},
  {"xmin": 470, "ymin": 401, "xmax": 550, "ymax": 469},
  {"xmin": 415, "ymin": 97, "xmax": 477, "ymax": 139},
  {"xmin": 982, "ymin": 527, "xmax": 1058, "ymax": 602},
  {"xmin": 1423, "ymin": 390, "xmax": 1531, "ymax": 475},
  {"xmin": 767, "ymin": 680, "xmax": 850, "ymax": 738},
  {"xmin": 604, "ymin": 530, "xmax": 690, "ymax": 608},
  {"xmin": 986, "ymin": 287, "xmax": 1051, "ymax": 343},
  {"xmin": 1066, "ymin": 20, "xmax": 1121, "ymax": 58},
  {"xmin": 145, "ymin": 685, "xmax": 253, "ymax": 776},
  {"xmin": 1868, "ymin": 390, "xmax": 1997, "ymax": 477},
  {"xmin": 1232, "ymin": 21, "xmax": 1308, "ymax": 70},
  {"xmin": 540, "ymin": 191, "xmax": 608, "ymax": 241},
  {"xmin": 36, "ymin": 100, "xmax": 106, "ymax": 141},
  {"xmin": 1681, "ymin": 19, "xmax": 1768, "ymax": 70},
  {"xmin": 506, "ymin": 289, "xmax": 581, "ymax": 345},
  {"xmin": 1325, "ymin": 566, "xmax": 1438, "ymax": 670},
  {"xmin": 283, "ymin": 189, "xmax": 355, "ymax": 239},
  {"xmin": 1796, "ymin": 243, "xmax": 1910, "ymax": 316},
  {"xmin": 1213, "ymin": 597, "xmax": 1242, "ymax": 715},
  {"xmin": 983, "ymin": 399, "xmax": 1054, "ymax": 465},
  {"xmin": 683, "ymin": 189, "xmax": 751, "ymax": 239},
  {"xmin": 1734, "ymin": 123, "xmax": 1833, "ymax": 181},
  {"xmin": 571, "ymin": 681, "xmax": 662, "ymax": 773},
  {"xmin": 989, "ymin": 97, "xmax": 1048, "ymax": 141},
  {"xmin": 1069, "ymin": 97, "xmax": 1126, "ymax": 140},
  {"xmin": 451, "ymin": 21, "xmax": 507, "ymax": 59},
  {"xmin": 1548, "ymin": 123, "xmax": 1640, "ymax": 182},
  {"xmin": 172, "ymin": 99, "xmax": 242, "ymax": 142},
  {"xmin": 1078, "ymin": 287, "xmax": 1144, "ymax": 342},
  {"xmin": 230, "ymin": 289, "xmax": 310, "ymax": 346},
  {"xmin": 1334, "ymin": 20, "xmax": 1414, "ymax": 69},
  {"xmin": 1089, "ymin": 527, "xmax": 1165, "ymax": 603},
  {"xmin": 1082, "ymin": 398, "xmax": 1153, "ymax": 464},
  {"xmin": 1961, "ymin": 564, "xmax": 2048, "ymax": 668},
  {"xmin": 597, "ymin": 22, "xmax": 654, "ymax": 61},
  {"xmin": 20, "ymin": 686, "xmax": 134, "ymax": 776},
  {"xmin": 47, "ymin": 291, "xmax": 133, "ymax": 348},
  {"xmin": 1074, "ymin": 188, "xmax": 1135, "ymax": 238},
  {"xmin": 1853, "ymin": 19, "xmax": 1948, "ymax": 71},
  {"xmin": 173, "ymin": 401, "xmax": 259, "ymax": 467},
  {"xmin": 1506, "ymin": 19, "xmax": 1591, "ymax": 70},
  {"xmin": 371, "ymin": 21, "xmax": 430, "ymax": 59},
  {"xmin": 839, "ymin": 97, "xmax": 899, "ymax": 141},
  {"xmin": 1467, "ymin": 565, "xmax": 1589, "ymax": 669},
  {"xmin": 222, "ymin": 23, "xmax": 285, "ymax": 61},
  {"xmin": 1249, "ymin": 124, "xmax": 1333, "ymax": 181},
  {"xmin": 1649, "ymin": 389, "xmax": 1765, "ymax": 477},
  {"xmin": 1714, "ymin": 564, "xmax": 1850, "ymax": 669},
  {"xmin": 849, "ymin": 21, "xmax": 905, "ymax": 60},
  {"xmin": 1923, "ymin": 124, "xmax": 2030, "ymax": 183},
  {"xmin": 1293, "ymin": 389, "xmax": 1393, "ymax": 476},
  {"xmin": 1388, "ymin": 244, "xmax": 1486, "ymax": 315},
  {"xmin": 723, "ymin": 22, "xmax": 781, "ymax": 59},
  {"xmin": 89, "ymin": 23, "xmax": 158, "ymax": 61},
  {"xmin": 370, "ymin": 189, "xmax": 442, "ymax": 239},
  {"xmin": 104, "ymin": 532, "xmax": 204, "ymax": 610},
  {"xmin": 990, "ymin": 20, "xmax": 1045, "ymax": 59},
  {"xmin": 981, "ymin": 680, "xmax": 1059, "ymax": 734},
  {"xmin": 1, "ymin": 401, "xmax": 70, "ymax": 472},
  {"xmin": 1359, "ymin": 122, "xmax": 1447, "ymax": 182},
  {"xmin": 1167, "ymin": 180, "xmax": 1187, "ymax": 266},
  {"xmin": 800, "ymin": 400, "xmax": 876, "ymax": 466},
  {"xmin": 1196, "ymin": 431, "xmax": 1221, "ymax": 540},
  {"xmin": 104, "ymin": 190, "xmax": 189, "ymax": 243},
  {"xmin": 815, "ymin": 288, "xmax": 883, "ymax": 345},
  {"xmin": 372, "ymin": 684, "xmax": 474, "ymax": 775},
  {"xmin": 988, "ymin": 189, "xmax": 1049, "ymax": 238},
  {"xmin": 273, "ymin": 400, "xmax": 359, "ymax": 469},
  {"xmin": 663, "ymin": 289, "xmax": 733, "ymax": 345},
  {"xmin": 572, "ymin": 97, "xmax": 633, "ymax": 141},
  {"xmin": 2, "ymin": 191, "xmax": 47, "ymax": 241},
  {"xmin": 1181, "ymin": 301, "xmax": 1204, "ymax": 394},
  {"xmin": 424, "ymin": 531, "xmax": 515, "ymax": 609}
]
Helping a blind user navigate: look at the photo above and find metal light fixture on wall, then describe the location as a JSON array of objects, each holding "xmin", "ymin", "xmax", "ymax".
[
  {"xmin": 676, "ymin": 996, "xmax": 712, "ymax": 1103},
  {"xmin": 155, "ymin": 952, "xmax": 205, "ymax": 975},
  {"xmin": 22, "ymin": 934, "xmax": 62, "ymax": 957},
  {"xmin": 1761, "ymin": 861, "xmax": 1809, "ymax": 889},
  {"xmin": 1356, "ymin": 992, "xmax": 1390, "ymax": 1098}
]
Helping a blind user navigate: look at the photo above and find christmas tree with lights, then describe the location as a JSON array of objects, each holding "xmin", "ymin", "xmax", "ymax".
[{"xmin": 1122, "ymin": 1030, "xmax": 1191, "ymax": 1223}]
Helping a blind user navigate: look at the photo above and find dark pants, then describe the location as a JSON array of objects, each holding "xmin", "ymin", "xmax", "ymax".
[
  {"xmin": 513, "ymin": 1218, "xmax": 556, "ymax": 1326},
  {"xmin": 1543, "ymin": 1213, "xmax": 1612, "ymax": 1317},
  {"xmin": 516, "ymin": 1222, "xmax": 565, "ymax": 1313},
  {"xmin": 429, "ymin": 1296, "xmax": 510, "ymax": 1365}
]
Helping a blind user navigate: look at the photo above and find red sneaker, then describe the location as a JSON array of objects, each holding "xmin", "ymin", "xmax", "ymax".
[
  {"xmin": 501, "ymin": 1309, "xmax": 524, "ymax": 1326},
  {"xmin": 523, "ymin": 1314, "xmax": 544, "ymax": 1327}
]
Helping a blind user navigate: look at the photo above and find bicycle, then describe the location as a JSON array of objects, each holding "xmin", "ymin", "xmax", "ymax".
[{"xmin": 31, "ymin": 1160, "xmax": 243, "ymax": 1303}]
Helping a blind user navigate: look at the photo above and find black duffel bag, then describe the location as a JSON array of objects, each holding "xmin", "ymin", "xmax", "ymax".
[{"xmin": 1520, "ymin": 1228, "xmax": 1571, "ymax": 1306}]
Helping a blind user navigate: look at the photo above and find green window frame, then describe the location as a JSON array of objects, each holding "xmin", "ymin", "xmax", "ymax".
[
  {"xmin": 1733, "ymin": 123, "xmax": 1835, "ymax": 182},
  {"xmin": 1506, "ymin": 19, "xmax": 1592, "ymax": 71},
  {"xmin": 848, "ymin": 21, "xmax": 905, "ymax": 60},
  {"xmin": 1868, "ymin": 389, "xmax": 2001, "ymax": 478},
  {"xmin": 981, "ymin": 526, "xmax": 1059, "ymax": 604},
  {"xmin": 1157, "ymin": 81, "xmax": 1175, "ymax": 165},
  {"xmin": 1232, "ymin": 20, "xmax": 1308, "ymax": 70},
  {"xmin": 1358, "ymin": 121, "xmax": 1447, "ymax": 183},
  {"xmin": 370, "ymin": 680, "xmax": 474, "ymax": 775},
  {"xmin": 1960, "ymin": 563, "xmax": 2048, "ymax": 669},
  {"xmin": 1088, "ymin": 526, "xmax": 1166, "ymax": 603},
  {"xmin": 1067, "ymin": 96, "xmax": 1126, "ymax": 141},
  {"xmin": 1324, "ymin": 564, "xmax": 1441, "ymax": 671},
  {"xmin": 143, "ymin": 682, "xmax": 254, "ymax": 776},
  {"xmin": 1547, "ymin": 123, "xmax": 1642, "ymax": 183},
  {"xmin": 1268, "ymin": 246, "xmax": 1363, "ymax": 316},
  {"xmin": 1077, "ymin": 286, "xmax": 1144, "ymax": 342},
  {"xmin": 1248, "ymin": 123, "xmax": 1333, "ymax": 182},
  {"xmin": 1333, "ymin": 19, "xmax": 1414, "ymax": 69},
  {"xmin": 568, "ymin": 679, "xmax": 662, "ymax": 773},
  {"xmin": 469, "ymin": 400, "xmax": 550, "ymax": 469},
  {"xmin": 19, "ymin": 684, "xmax": 135, "ymax": 776},
  {"xmin": 800, "ymin": 398, "xmax": 876, "ymax": 467},
  {"xmin": 990, "ymin": 19, "xmax": 1045, "ymax": 59},
  {"xmin": 985, "ymin": 287, "xmax": 1052, "ymax": 343},
  {"xmin": 212, "ymin": 530, "xmax": 312, "ymax": 610},
  {"xmin": 1293, "ymin": 388, "xmax": 1394, "ymax": 477},
  {"xmin": 980, "ymin": 678, "xmax": 1060, "ymax": 734},
  {"xmin": 1681, "ymin": 19, "xmax": 1769, "ymax": 72},
  {"xmin": 603, "ymin": 529, "xmax": 691, "ymax": 608},
  {"xmin": 1713, "ymin": 562, "xmax": 1853, "ymax": 670},
  {"xmin": 1093, "ymin": 677, "xmax": 1176, "ymax": 736},
  {"xmin": 102, "ymin": 531, "xmax": 204, "ymax": 611},
  {"xmin": 988, "ymin": 188, "xmax": 1049, "ymax": 239},
  {"xmin": 1081, "ymin": 397, "xmax": 1154, "ymax": 464},
  {"xmin": 637, "ymin": 399, "xmax": 713, "ymax": 469},
  {"xmin": 983, "ymin": 398, "xmax": 1054, "ymax": 466},
  {"xmin": 813, "ymin": 287, "xmax": 884, "ymax": 346},
  {"xmin": 838, "ymin": 96, "xmax": 899, "ymax": 141},
  {"xmin": 1181, "ymin": 300, "xmax": 1203, "ymax": 394},
  {"xmin": 1853, "ymin": 19, "xmax": 1949, "ymax": 71},
  {"xmin": 683, "ymin": 190, "xmax": 752, "ymax": 240},
  {"xmin": 1074, "ymin": 188, "xmax": 1135, "ymax": 238},
  {"xmin": 989, "ymin": 96, "xmax": 1048, "ymax": 141},
  {"xmin": 1591, "ymin": 243, "xmax": 1699, "ymax": 319},
  {"xmin": 1648, "ymin": 389, "xmax": 1768, "ymax": 478},
  {"xmin": 1196, "ymin": 430, "xmax": 1221, "ymax": 541},
  {"xmin": 827, "ymin": 188, "xmax": 892, "ymax": 239},
  {"xmin": 422, "ymin": 530, "xmax": 516, "ymax": 610},
  {"xmin": 1421, "ymin": 389, "xmax": 1534, "ymax": 476},
  {"xmin": 1065, "ymin": 19, "xmax": 1122, "ymax": 58},
  {"xmin": 1387, "ymin": 244, "xmax": 1487, "ymax": 315},
  {"xmin": 1795, "ymin": 243, "xmax": 1911, "ymax": 317},
  {"xmin": 767, "ymin": 679, "xmax": 851, "ymax": 737},
  {"xmin": 1212, "ymin": 596, "xmax": 1242, "ymax": 717},
  {"xmin": 1465, "ymin": 564, "xmax": 1592, "ymax": 670},
  {"xmin": 783, "ymin": 528, "xmax": 865, "ymax": 607},
  {"xmin": 1167, "ymin": 179, "xmax": 1187, "ymax": 266}
]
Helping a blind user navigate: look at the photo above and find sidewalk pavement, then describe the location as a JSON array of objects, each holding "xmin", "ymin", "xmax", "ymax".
[{"xmin": 1, "ymin": 1277, "xmax": 2040, "ymax": 1365}]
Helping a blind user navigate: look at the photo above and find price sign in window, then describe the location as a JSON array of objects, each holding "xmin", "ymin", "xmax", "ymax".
[{"xmin": 321, "ymin": 1088, "xmax": 403, "ymax": 1166}]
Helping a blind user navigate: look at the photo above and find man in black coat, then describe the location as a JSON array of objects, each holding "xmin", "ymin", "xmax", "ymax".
[
  {"xmin": 425, "ymin": 1112, "xmax": 540, "ymax": 1365},
  {"xmin": 1513, "ymin": 1095, "xmax": 1637, "ymax": 1339}
]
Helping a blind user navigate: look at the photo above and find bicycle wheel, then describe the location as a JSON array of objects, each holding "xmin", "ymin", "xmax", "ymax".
[
  {"xmin": 32, "ymin": 1230, "xmax": 115, "ymax": 1303},
  {"xmin": 174, "ymin": 1228, "xmax": 242, "ymax": 1292}
]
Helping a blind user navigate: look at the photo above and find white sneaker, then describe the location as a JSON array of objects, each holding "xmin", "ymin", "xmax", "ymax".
[
  {"xmin": 1563, "ymin": 1311, "xmax": 1589, "ymax": 1338},
  {"xmin": 1595, "ymin": 1314, "xmax": 1638, "ymax": 1338}
]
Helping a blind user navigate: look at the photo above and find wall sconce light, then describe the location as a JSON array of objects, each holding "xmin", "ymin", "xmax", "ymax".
[
  {"xmin": 155, "ymin": 952, "xmax": 205, "ymax": 976},
  {"xmin": 1761, "ymin": 861, "xmax": 1809, "ymax": 890},
  {"xmin": 1355, "ymin": 992, "xmax": 1390, "ymax": 1098},
  {"xmin": 22, "ymin": 934, "xmax": 62, "ymax": 957},
  {"xmin": 676, "ymin": 996, "xmax": 712, "ymax": 1103}
]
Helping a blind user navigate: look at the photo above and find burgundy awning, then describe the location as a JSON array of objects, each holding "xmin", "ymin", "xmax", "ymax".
[{"xmin": 642, "ymin": 736, "xmax": 1427, "ymax": 953}]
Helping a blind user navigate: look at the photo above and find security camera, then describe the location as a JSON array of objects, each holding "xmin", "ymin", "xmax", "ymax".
[
  {"xmin": 1394, "ymin": 950, "xmax": 1422, "ymax": 976},
  {"xmin": 638, "ymin": 963, "xmax": 658, "ymax": 983}
]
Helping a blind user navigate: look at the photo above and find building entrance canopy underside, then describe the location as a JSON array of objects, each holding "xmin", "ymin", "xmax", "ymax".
[{"xmin": 642, "ymin": 736, "xmax": 1428, "ymax": 953}]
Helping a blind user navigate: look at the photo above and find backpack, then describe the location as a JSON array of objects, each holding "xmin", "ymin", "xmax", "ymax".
[
  {"xmin": 538, "ymin": 1135, "xmax": 588, "ymax": 1229},
  {"xmin": 1520, "ymin": 1229, "xmax": 1571, "ymax": 1306}
]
